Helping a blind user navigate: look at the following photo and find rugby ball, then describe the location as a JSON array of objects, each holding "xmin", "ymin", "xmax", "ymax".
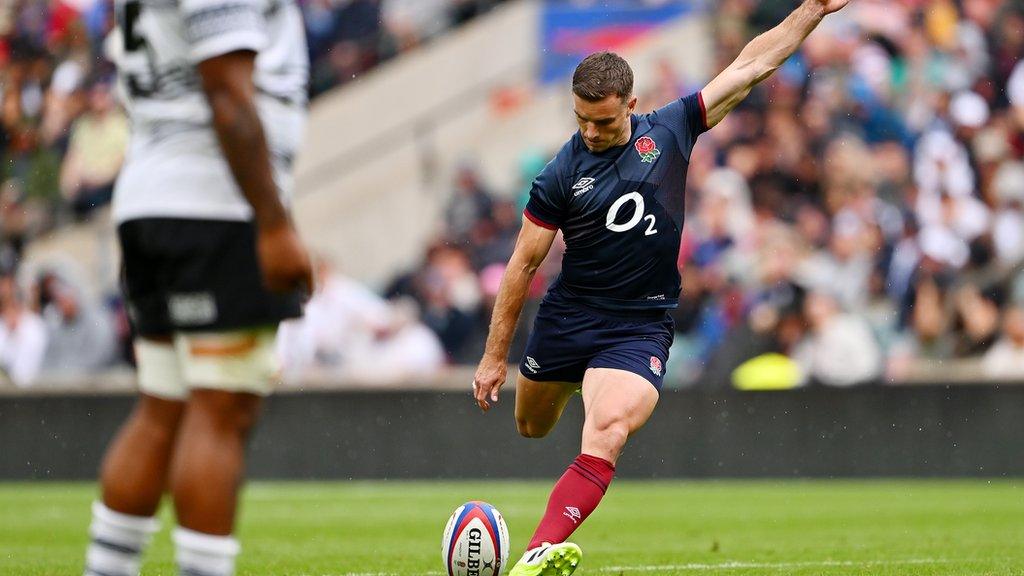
[{"xmin": 441, "ymin": 501, "xmax": 510, "ymax": 576}]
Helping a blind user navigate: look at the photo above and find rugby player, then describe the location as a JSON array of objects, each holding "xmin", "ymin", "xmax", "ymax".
[
  {"xmin": 472, "ymin": 0, "xmax": 851, "ymax": 573},
  {"xmin": 83, "ymin": 1, "xmax": 312, "ymax": 575}
]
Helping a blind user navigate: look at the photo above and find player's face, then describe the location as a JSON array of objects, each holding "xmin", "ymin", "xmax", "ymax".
[{"xmin": 573, "ymin": 94, "xmax": 637, "ymax": 152}]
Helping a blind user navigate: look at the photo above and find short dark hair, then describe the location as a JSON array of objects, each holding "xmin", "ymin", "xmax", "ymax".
[{"xmin": 572, "ymin": 52, "xmax": 634, "ymax": 102}]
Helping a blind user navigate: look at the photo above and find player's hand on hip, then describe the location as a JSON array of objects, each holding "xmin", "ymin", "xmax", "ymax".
[
  {"xmin": 257, "ymin": 222, "xmax": 314, "ymax": 296},
  {"xmin": 473, "ymin": 356, "xmax": 507, "ymax": 412}
]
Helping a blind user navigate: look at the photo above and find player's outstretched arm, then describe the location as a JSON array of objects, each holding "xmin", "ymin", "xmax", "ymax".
[
  {"xmin": 700, "ymin": 0, "xmax": 850, "ymax": 128},
  {"xmin": 197, "ymin": 50, "xmax": 313, "ymax": 295},
  {"xmin": 473, "ymin": 217, "xmax": 557, "ymax": 412}
]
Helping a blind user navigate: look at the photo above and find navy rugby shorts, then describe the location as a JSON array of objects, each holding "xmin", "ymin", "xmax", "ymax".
[{"xmin": 518, "ymin": 291, "xmax": 674, "ymax": 389}]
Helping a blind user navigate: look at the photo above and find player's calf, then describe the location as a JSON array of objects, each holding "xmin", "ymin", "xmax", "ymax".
[
  {"xmin": 85, "ymin": 343, "xmax": 186, "ymax": 576},
  {"xmin": 99, "ymin": 393, "xmax": 185, "ymax": 517}
]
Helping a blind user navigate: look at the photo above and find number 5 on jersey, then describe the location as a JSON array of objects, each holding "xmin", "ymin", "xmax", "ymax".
[{"xmin": 606, "ymin": 192, "xmax": 657, "ymax": 236}]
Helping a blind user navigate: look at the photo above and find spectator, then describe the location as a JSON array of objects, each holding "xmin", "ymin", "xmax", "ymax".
[
  {"xmin": 982, "ymin": 305, "xmax": 1024, "ymax": 379},
  {"xmin": 445, "ymin": 165, "xmax": 494, "ymax": 242},
  {"xmin": 59, "ymin": 82, "xmax": 128, "ymax": 218},
  {"xmin": 342, "ymin": 298, "xmax": 446, "ymax": 382},
  {"xmin": 277, "ymin": 258, "xmax": 445, "ymax": 382},
  {"xmin": 37, "ymin": 270, "xmax": 117, "ymax": 376},
  {"xmin": 794, "ymin": 290, "xmax": 882, "ymax": 387},
  {"xmin": 277, "ymin": 258, "xmax": 395, "ymax": 381},
  {"xmin": 0, "ymin": 275, "xmax": 46, "ymax": 387}
]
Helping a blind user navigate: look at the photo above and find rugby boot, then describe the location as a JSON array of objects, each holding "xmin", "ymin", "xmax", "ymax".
[{"xmin": 507, "ymin": 542, "xmax": 582, "ymax": 576}]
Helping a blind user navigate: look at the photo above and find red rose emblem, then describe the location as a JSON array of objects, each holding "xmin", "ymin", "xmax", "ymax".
[
  {"xmin": 649, "ymin": 356, "xmax": 663, "ymax": 376},
  {"xmin": 635, "ymin": 136, "xmax": 657, "ymax": 154}
]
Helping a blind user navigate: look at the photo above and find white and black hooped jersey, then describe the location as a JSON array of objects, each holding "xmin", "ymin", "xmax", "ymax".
[{"xmin": 109, "ymin": 0, "xmax": 309, "ymax": 223}]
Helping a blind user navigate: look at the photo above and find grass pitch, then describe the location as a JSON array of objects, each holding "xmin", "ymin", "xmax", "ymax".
[{"xmin": 2, "ymin": 480, "xmax": 1021, "ymax": 575}]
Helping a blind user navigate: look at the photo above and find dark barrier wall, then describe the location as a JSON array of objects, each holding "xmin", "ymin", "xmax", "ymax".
[{"xmin": 3, "ymin": 386, "xmax": 1024, "ymax": 480}]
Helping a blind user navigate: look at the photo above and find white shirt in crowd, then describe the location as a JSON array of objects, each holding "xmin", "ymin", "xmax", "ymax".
[
  {"xmin": 795, "ymin": 313, "xmax": 883, "ymax": 387},
  {"xmin": 0, "ymin": 309, "xmax": 48, "ymax": 388},
  {"xmin": 277, "ymin": 273, "xmax": 444, "ymax": 383}
]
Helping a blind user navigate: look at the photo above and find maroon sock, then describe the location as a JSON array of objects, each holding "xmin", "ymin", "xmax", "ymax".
[{"xmin": 527, "ymin": 453, "xmax": 615, "ymax": 550}]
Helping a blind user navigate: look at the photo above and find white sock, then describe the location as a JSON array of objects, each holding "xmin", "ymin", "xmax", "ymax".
[
  {"xmin": 84, "ymin": 501, "xmax": 160, "ymax": 576},
  {"xmin": 173, "ymin": 527, "xmax": 240, "ymax": 576}
]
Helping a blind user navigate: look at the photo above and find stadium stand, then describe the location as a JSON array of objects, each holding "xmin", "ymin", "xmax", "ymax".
[{"xmin": 4, "ymin": 0, "xmax": 1024, "ymax": 390}]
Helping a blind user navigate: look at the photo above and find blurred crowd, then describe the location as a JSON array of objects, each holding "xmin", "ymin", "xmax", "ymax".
[
  {"xmin": 1, "ymin": 0, "xmax": 124, "ymax": 267},
  {"xmin": 303, "ymin": 0, "xmax": 508, "ymax": 95},
  {"xmin": 4, "ymin": 0, "xmax": 1024, "ymax": 389},
  {"xmin": 0, "ymin": 266, "xmax": 123, "ymax": 387}
]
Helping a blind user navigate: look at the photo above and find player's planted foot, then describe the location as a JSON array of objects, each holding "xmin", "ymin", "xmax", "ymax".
[{"xmin": 508, "ymin": 542, "xmax": 582, "ymax": 576}]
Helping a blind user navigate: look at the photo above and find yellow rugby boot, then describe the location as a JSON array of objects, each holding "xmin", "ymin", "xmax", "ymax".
[{"xmin": 507, "ymin": 542, "xmax": 582, "ymax": 576}]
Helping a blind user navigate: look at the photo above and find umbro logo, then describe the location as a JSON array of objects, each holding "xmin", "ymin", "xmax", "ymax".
[
  {"xmin": 563, "ymin": 506, "xmax": 582, "ymax": 524},
  {"xmin": 572, "ymin": 177, "xmax": 596, "ymax": 197},
  {"xmin": 525, "ymin": 356, "xmax": 541, "ymax": 374}
]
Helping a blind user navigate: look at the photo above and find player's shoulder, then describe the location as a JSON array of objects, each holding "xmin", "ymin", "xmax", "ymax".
[{"xmin": 541, "ymin": 134, "xmax": 579, "ymax": 179}]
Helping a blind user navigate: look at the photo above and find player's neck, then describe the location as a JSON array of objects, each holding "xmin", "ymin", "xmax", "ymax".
[{"xmin": 613, "ymin": 120, "xmax": 633, "ymax": 148}]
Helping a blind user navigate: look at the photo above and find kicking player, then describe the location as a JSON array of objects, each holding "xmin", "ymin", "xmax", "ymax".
[
  {"xmin": 83, "ymin": 1, "xmax": 312, "ymax": 576},
  {"xmin": 472, "ymin": 0, "xmax": 851, "ymax": 573}
]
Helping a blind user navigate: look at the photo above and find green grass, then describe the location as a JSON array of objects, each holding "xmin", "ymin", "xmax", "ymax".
[{"xmin": 1, "ymin": 480, "xmax": 1022, "ymax": 575}]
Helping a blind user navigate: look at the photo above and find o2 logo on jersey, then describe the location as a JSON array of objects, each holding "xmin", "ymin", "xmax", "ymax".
[{"xmin": 606, "ymin": 192, "xmax": 658, "ymax": 236}]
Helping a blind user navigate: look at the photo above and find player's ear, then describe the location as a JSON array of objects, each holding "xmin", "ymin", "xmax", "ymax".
[{"xmin": 626, "ymin": 95, "xmax": 638, "ymax": 113}]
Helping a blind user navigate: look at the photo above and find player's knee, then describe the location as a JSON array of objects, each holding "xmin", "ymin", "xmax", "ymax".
[
  {"xmin": 189, "ymin": 390, "xmax": 263, "ymax": 436},
  {"xmin": 589, "ymin": 417, "xmax": 630, "ymax": 451},
  {"xmin": 516, "ymin": 417, "xmax": 552, "ymax": 439}
]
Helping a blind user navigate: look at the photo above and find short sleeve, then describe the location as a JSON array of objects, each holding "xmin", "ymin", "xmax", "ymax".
[
  {"xmin": 650, "ymin": 91, "xmax": 709, "ymax": 159},
  {"xmin": 523, "ymin": 159, "xmax": 565, "ymax": 230},
  {"xmin": 180, "ymin": 0, "xmax": 268, "ymax": 63}
]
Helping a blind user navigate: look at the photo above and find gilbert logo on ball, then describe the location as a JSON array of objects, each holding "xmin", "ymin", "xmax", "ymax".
[
  {"xmin": 442, "ymin": 501, "xmax": 510, "ymax": 576},
  {"xmin": 635, "ymin": 136, "xmax": 661, "ymax": 163}
]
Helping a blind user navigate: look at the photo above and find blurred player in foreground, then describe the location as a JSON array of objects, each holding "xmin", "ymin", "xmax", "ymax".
[
  {"xmin": 473, "ymin": 0, "xmax": 851, "ymax": 573},
  {"xmin": 83, "ymin": 1, "xmax": 312, "ymax": 576}
]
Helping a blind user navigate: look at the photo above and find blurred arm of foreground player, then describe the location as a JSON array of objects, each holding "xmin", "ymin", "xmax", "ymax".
[
  {"xmin": 197, "ymin": 50, "xmax": 314, "ymax": 295},
  {"xmin": 473, "ymin": 217, "xmax": 557, "ymax": 412},
  {"xmin": 701, "ymin": 0, "xmax": 851, "ymax": 128}
]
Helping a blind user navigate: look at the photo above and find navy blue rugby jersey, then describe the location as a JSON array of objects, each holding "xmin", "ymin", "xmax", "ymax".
[{"xmin": 524, "ymin": 92, "xmax": 709, "ymax": 310}]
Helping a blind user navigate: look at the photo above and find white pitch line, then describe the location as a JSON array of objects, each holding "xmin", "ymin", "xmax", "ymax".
[
  {"xmin": 333, "ymin": 569, "xmax": 442, "ymax": 573},
  {"xmin": 598, "ymin": 558, "xmax": 955, "ymax": 572},
  {"xmin": 315, "ymin": 558, "xmax": 959, "ymax": 576}
]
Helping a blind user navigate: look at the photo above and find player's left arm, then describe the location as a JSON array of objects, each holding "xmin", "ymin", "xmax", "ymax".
[{"xmin": 700, "ymin": 0, "xmax": 851, "ymax": 128}]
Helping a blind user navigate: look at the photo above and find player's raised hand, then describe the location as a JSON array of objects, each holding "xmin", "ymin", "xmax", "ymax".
[
  {"xmin": 257, "ymin": 221, "xmax": 315, "ymax": 297},
  {"xmin": 473, "ymin": 355, "xmax": 507, "ymax": 412}
]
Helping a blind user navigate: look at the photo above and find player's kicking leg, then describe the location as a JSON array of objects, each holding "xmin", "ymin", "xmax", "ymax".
[
  {"xmin": 509, "ymin": 367, "xmax": 659, "ymax": 576},
  {"xmin": 84, "ymin": 339, "xmax": 185, "ymax": 576}
]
